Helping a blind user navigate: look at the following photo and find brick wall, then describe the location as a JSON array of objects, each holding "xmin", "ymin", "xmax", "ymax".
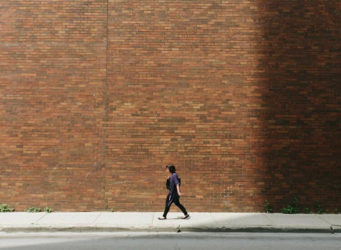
[{"xmin": 0, "ymin": 0, "xmax": 340, "ymax": 212}]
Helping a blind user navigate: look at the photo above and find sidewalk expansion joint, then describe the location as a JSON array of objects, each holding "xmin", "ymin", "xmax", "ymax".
[
  {"xmin": 34, "ymin": 212, "xmax": 49, "ymax": 224},
  {"xmin": 151, "ymin": 213, "xmax": 155, "ymax": 227},
  {"xmin": 91, "ymin": 212, "xmax": 103, "ymax": 225},
  {"xmin": 316, "ymin": 215, "xmax": 333, "ymax": 227}
]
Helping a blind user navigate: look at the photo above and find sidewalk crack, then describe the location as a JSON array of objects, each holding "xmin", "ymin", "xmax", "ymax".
[
  {"xmin": 263, "ymin": 213, "xmax": 275, "ymax": 226},
  {"xmin": 151, "ymin": 213, "xmax": 155, "ymax": 228},
  {"xmin": 316, "ymin": 215, "xmax": 334, "ymax": 227},
  {"xmin": 91, "ymin": 212, "xmax": 103, "ymax": 226},
  {"xmin": 33, "ymin": 212, "xmax": 48, "ymax": 224}
]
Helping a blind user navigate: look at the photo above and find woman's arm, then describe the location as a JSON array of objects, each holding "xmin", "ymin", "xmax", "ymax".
[{"xmin": 176, "ymin": 184, "xmax": 181, "ymax": 196}]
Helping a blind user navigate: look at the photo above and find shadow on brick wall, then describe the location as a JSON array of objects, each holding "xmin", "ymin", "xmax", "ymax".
[{"xmin": 259, "ymin": 1, "xmax": 341, "ymax": 211}]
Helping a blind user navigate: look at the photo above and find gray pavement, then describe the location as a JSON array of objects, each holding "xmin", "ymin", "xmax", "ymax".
[
  {"xmin": 0, "ymin": 212, "xmax": 340, "ymax": 233},
  {"xmin": 0, "ymin": 232, "xmax": 340, "ymax": 250}
]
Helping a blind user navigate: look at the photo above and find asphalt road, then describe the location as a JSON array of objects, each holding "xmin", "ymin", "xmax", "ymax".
[{"xmin": 0, "ymin": 232, "xmax": 340, "ymax": 250}]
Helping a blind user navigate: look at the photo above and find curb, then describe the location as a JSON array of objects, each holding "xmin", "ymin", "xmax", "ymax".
[{"xmin": 1, "ymin": 226, "xmax": 339, "ymax": 233}]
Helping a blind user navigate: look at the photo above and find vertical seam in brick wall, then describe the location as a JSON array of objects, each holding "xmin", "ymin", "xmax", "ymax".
[{"xmin": 103, "ymin": 0, "xmax": 109, "ymax": 209}]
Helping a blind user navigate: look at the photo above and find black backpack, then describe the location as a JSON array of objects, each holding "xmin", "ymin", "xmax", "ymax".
[{"xmin": 166, "ymin": 176, "xmax": 181, "ymax": 190}]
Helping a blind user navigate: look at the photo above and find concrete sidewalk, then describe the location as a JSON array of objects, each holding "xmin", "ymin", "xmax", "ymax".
[{"xmin": 0, "ymin": 212, "xmax": 340, "ymax": 233}]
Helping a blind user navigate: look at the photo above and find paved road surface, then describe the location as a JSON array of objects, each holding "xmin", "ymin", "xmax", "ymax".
[{"xmin": 0, "ymin": 232, "xmax": 340, "ymax": 250}]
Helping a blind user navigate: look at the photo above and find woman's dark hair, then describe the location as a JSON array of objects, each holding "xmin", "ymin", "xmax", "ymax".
[{"xmin": 166, "ymin": 165, "xmax": 176, "ymax": 173}]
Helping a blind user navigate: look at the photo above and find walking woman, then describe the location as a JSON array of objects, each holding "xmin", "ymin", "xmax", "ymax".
[{"xmin": 159, "ymin": 165, "xmax": 190, "ymax": 220}]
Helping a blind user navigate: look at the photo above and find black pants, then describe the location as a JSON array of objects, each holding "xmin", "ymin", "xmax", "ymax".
[{"xmin": 163, "ymin": 194, "xmax": 188, "ymax": 218}]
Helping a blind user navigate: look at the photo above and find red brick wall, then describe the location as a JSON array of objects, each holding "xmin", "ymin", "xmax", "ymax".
[{"xmin": 1, "ymin": 0, "xmax": 340, "ymax": 212}]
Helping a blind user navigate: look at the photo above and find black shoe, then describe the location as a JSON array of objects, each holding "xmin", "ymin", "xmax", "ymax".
[
  {"xmin": 183, "ymin": 214, "xmax": 190, "ymax": 219},
  {"xmin": 158, "ymin": 216, "xmax": 167, "ymax": 220}
]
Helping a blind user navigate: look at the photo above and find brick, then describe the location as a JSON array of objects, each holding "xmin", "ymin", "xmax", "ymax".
[{"xmin": 0, "ymin": 0, "xmax": 340, "ymax": 212}]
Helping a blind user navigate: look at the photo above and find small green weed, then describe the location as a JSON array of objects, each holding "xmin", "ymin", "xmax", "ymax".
[
  {"xmin": 282, "ymin": 197, "xmax": 300, "ymax": 214},
  {"xmin": 0, "ymin": 203, "xmax": 15, "ymax": 212},
  {"xmin": 27, "ymin": 206, "xmax": 42, "ymax": 212},
  {"xmin": 265, "ymin": 200, "xmax": 273, "ymax": 213},
  {"xmin": 44, "ymin": 207, "xmax": 53, "ymax": 213},
  {"xmin": 303, "ymin": 207, "xmax": 310, "ymax": 214},
  {"xmin": 315, "ymin": 202, "xmax": 323, "ymax": 214}
]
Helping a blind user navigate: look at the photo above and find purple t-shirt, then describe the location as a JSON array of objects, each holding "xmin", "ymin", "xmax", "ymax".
[{"xmin": 169, "ymin": 173, "xmax": 180, "ymax": 195}]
